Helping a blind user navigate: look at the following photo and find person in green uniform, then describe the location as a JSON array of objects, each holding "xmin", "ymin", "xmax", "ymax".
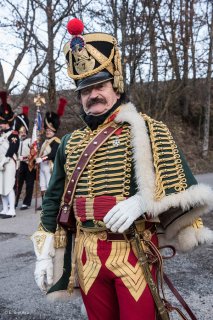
[{"xmin": 31, "ymin": 18, "xmax": 213, "ymax": 320}]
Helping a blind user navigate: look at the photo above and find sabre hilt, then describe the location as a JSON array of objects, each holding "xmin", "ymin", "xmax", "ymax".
[{"xmin": 128, "ymin": 223, "xmax": 170, "ymax": 320}]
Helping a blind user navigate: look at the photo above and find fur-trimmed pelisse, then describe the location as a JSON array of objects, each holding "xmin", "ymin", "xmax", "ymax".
[
  {"xmin": 46, "ymin": 102, "xmax": 213, "ymax": 302},
  {"xmin": 115, "ymin": 103, "xmax": 213, "ymax": 252}
]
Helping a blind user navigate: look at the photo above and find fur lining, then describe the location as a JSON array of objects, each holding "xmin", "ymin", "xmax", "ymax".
[
  {"xmin": 115, "ymin": 103, "xmax": 213, "ymax": 239},
  {"xmin": 177, "ymin": 226, "xmax": 213, "ymax": 252},
  {"xmin": 162, "ymin": 186, "xmax": 213, "ymax": 238},
  {"xmin": 159, "ymin": 226, "xmax": 213, "ymax": 253}
]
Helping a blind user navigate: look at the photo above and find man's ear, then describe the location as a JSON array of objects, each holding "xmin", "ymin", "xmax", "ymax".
[{"xmin": 116, "ymin": 91, "xmax": 121, "ymax": 100}]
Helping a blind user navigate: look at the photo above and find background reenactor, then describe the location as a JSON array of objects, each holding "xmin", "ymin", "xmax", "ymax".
[
  {"xmin": 36, "ymin": 98, "xmax": 67, "ymax": 209},
  {"xmin": 15, "ymin": 106, "xmax": 36, "ymax": 210},
  {"xmin": 0, "ymin": 91, "xmax": 19, "ymax": 219}
]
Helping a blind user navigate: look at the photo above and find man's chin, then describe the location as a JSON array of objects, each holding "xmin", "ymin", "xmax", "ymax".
[{"xmin": 87, "ymin": 107, "xmax": 109, "ymax": 116}]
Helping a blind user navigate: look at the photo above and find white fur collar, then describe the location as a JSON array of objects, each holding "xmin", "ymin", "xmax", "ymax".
[{"xmin": 114, "ymin": 102, "xmax": 213, "ymax": 222}]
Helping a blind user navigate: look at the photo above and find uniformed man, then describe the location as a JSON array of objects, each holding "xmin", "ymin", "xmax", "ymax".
[
  {"xmin": 36, "ymin": 108, "xmax": 63, "ymax": 206},
  {"xmin": 31, "ymin": 19, "xmax": 213, "ymax": 320},
  {"xmin": 0, "ymin": 91, "xmax": 19, "ymax": 219},
  {"xmin": 15, "ymin": 106, "xmax": 36, "ymax": 210}
]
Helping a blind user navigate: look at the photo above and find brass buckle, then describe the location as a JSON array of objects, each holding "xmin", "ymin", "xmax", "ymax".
[
  {"xmin": 97, "ymin": 231, "xmax": 107, "ymax": 241},
  {"xmin": 142, "ymin": 229, "xmax": 152, "ymax": 241}
]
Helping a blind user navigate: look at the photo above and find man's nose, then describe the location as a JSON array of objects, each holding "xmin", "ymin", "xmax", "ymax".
[{"xmin": 88, "ymin": 87, "xmax": 99, "ymax": 98}]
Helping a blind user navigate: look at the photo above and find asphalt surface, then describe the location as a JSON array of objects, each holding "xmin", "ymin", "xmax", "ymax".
[{"xmin": 0, "ymin": 173, "xmax": 212, "ymax": 320}]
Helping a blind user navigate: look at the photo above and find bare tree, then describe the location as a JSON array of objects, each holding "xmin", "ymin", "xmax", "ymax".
[
  {"xmin": 0, "ymin": 0, "xmax": 37, "ymax": 98},
  {"xmin": 202, "ymin": 1, "xmax": 213, "ymax": 157},
  {"xmin": 0, "ymin": 0, "xmax": 212, "ymax": 142},
  {"xmin": 0, "ymin": 0, "xmax": 90, "ymax": 108},
  {"xmin": 31, "ymin": 0, "xmax": 84, "ymax": 109},
  {"xmin": 0, "ymin": 61, "xmax": 6, "ymax": 89}
]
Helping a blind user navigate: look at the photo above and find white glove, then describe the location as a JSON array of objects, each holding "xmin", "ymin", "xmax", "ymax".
[
  {"xmin": 31, "ymin": 231, "xmax": 55, "ymax": 293},
  {"xmin": 0, "ymin": 156, "xmax": 9, "ymax": 171},
  {"xmin": 103, "ymin": 194, "xmax": 146, "ymax": 233},
  {"xmin": 36, "ymin": 157, "xmax": 43, "ymax": 164}
]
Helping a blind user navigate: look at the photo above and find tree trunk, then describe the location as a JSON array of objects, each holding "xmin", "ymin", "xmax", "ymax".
[
  {"xmin": 202, "ymin": 3, "xmax": 213, "ymax": 157},
  {"xmin": 0, "ymin": 61, "xmax": 6, "ymax": 89},
  {"xmin": 181, "ymin": 0, "xmax": 190, "ymax": 119},
  {"xmin": 47, "ymin": 0, "xmax": 56, "ymax": 110},
  {"xmin": 149, "ymin": 12, "xmax": 158, "ymax": 109}
]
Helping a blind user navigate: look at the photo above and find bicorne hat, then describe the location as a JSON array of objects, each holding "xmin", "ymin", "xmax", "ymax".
[
  {"xmin": 44, "ymin": 97, "xmax": 67, "ymax": 132},
  {"xmin": 15, "ymin": 106, "xmax": 29, "ymax": 133}
]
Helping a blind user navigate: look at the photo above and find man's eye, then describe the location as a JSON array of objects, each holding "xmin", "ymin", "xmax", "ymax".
[
  {"xmin": 81, "ymin": 88, "xmax": 90, "ymax": 95},
  {"xmin": 94, "ymin": 84, "xmax": 104, "ymax": 91}
]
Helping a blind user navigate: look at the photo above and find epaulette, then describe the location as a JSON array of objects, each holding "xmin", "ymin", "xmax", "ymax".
[{"xmin": 141, "ymin": 113, "xmax": 187, "ymax": 200}]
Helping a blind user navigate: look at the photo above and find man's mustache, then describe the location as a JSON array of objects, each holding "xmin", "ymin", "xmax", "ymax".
[{"xmin": 86, "ymin": 97, "xmax": 107, "ymax": 108}]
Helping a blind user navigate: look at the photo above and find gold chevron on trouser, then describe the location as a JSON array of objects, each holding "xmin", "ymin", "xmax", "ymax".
[
  {"xmin": 105, "ymin": 240, "xmax": 152, "ymax": 302},
  {"xmin": 76, "ymin": 232, "xmax": 101, "ymax": 294}
]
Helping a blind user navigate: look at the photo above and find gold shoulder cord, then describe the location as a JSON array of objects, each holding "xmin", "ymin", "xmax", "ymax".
[{"xmin": 142, "ymin": 114, "xmax": 187, "ymax": 200}]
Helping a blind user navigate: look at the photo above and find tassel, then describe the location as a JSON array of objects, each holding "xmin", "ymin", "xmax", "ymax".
[
  {"xmin": 113, "ymin": 45, "xmax": 124, "ymax": 93},
  {"xmin": 114, "ymin": 70, "xmax": 120, "ymax": 89},
  {"xmin": 54, "ymin": 225, "xmax": 67, "ymax": 248}
]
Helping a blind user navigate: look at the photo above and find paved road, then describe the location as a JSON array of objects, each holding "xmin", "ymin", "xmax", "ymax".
[{"xmin": 0, "ymin": 174, "xmax": 212, "ymax": 320}]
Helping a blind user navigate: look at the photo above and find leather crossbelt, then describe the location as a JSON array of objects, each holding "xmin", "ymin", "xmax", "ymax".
[{"xmin": 57, "ymin": 123, "xmax": 122, "ymax": 229}]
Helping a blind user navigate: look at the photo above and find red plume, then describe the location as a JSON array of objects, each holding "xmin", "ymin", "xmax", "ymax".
[
  {"xmin": 57, "ymin": 97, "xmax": 67, "ymax": 117},
  {"xmin": 22, "ymin": 105, "xmax": 29, "ymax": 117},
  {"xmin": 67, "ymin": 18, "xmax": 84, "ymax": 35},
  {"xmin": 0, "ymin": 91, "xmax": 8, "ymax": 108}
]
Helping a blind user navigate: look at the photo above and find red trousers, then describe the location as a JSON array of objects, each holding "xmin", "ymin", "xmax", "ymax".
[{"xmin": 78, "ymin": 232, "xmax": 158, "ymax": 320}]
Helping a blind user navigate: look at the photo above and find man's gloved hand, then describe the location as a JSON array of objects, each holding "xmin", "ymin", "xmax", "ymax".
[
  {"xmin": 0, "ymin": 156, "xmax": 9, "ymax": 171},
  {"xmin": 103, "ymin": 194, "xmax": 146, "ymax": 233},
  {"xmin": 31, "ymin": 231, "xmax": 55, "ymax": 293},
  {"xmin": 36, "ymin": 157, "xmax": 43, "ymax": 164}
]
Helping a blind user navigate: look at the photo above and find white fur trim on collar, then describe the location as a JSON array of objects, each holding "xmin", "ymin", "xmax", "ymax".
[{"xmin": 114, "ymin": 103, "xmax": 213, "ymax": 220}]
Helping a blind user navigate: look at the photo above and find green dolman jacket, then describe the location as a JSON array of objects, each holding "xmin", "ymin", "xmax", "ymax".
[{"xmin": 39, "ymin": 102, "xmax": 213, "ymax": 300}]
